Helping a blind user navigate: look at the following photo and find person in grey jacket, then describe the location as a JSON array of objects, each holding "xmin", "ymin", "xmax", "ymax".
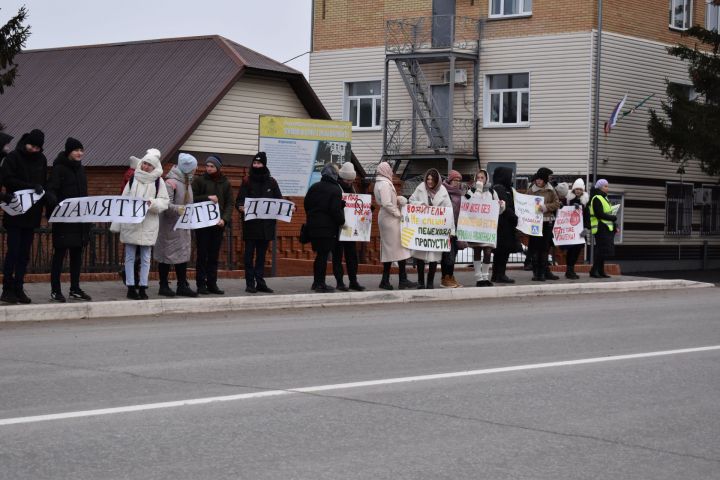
[{"xmin": 154, "ymin": 153, "xmax": 198, "ymax": 297}]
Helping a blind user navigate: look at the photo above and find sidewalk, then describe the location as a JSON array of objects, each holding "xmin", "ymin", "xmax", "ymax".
[{"xmin": 1, "ymin": 269, "xmax": 713, "ymax": 323}]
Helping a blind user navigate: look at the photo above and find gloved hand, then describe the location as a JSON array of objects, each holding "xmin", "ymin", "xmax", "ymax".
[
  {"xmin": 33, "ymin": 184, "xmax": 44, "ymax": 195},
  {"xmin": 575, "ymin": 204, "xmax": 581, "ymax": 210},
  {"xmin": 0, "ymin": 192, "xmax": 14, "ymax": 204},
  {"xmin": 580, "ymin": 228, "xmax": 590, "ymax": 238}
]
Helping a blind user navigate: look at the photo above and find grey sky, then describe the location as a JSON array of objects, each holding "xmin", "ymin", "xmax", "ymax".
[{"xmin": 2, "ymin": 0, "xmax": 312, "ymax": 77}]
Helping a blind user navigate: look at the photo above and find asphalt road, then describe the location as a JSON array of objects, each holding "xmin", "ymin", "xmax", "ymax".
[{"xmin": 1, "ymin": 287, "xmax": 719, "ymax": 479}]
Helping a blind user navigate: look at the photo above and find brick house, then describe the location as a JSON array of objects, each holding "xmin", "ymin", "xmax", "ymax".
[
  {"xmin": 309, "ymin": 0, "xmax": 720, "ymax": 271},
  {"xmin": 0, "ymin": 35, "xmax": 369, "ymax": 275}
]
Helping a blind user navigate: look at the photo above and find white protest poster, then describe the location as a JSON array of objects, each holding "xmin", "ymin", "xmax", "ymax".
[
  {"xmin": 339, "ymin": 193, "xmax": 372, "ymax": 242},
  {"xmin": 514, "ymin": 191, "xmax": 544, "ymax": 237},
  {"xmin": 400, "ymin": 204, "xmax": 454, "ymax": 252},
  {"xmin": 258, "ymin": 116, "xmax": 352, "ymax": 196},
  {"xmin": 243, "ymin": 198, "xmax": 295, "ymax": 222},
  {"xmin": 552, "ymin": 206, "xmax": 585, "ymax": 246},
  {"xmin": 173, "ymin": 201, "xmax": 221, "ymax": 230},
  {"xmin": 456, "ymin": 197, "xmax": 500, "ymax": 248},
  {"xmin": 49, "ymin": 196, "xmax": 148, "ymax": 223},
  {"xmin": 0, "ymin": 189, "xmax": 44, "ymax": 216}
]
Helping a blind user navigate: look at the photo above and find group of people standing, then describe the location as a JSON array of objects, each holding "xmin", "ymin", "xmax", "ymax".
[
  {"xmin": 0, "ymin": 129, "xmax": 616, "ymax": 303},
  {"xmin": 0, "ymin": 128, "xmax": 287, "ymax": 303},
  {"xmin": 371, "ymin": 161, "xmax": 618, "ymax": 289}
]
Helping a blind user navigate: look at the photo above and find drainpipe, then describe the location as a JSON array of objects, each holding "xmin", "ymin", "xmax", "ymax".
[{"xmin": 590, "ymin": 0, "xmax": 603, "ymax": 264}]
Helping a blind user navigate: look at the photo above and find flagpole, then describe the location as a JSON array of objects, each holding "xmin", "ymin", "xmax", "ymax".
[{"xmin": 591, "ymin": 0, "xmax": 603, "ymax": 265}]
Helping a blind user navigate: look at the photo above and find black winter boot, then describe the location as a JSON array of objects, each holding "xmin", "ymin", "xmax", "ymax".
[
  {"xmin": 127, "ymin": 286, "xmax": 140, "ymax": 300},
  {"xmin": 138, "ymin": 287, "xmax": 149, "ymax": 300},
  {"xmin": 158, "ymin": 283, "xmax": 176, "ymax": 297}
]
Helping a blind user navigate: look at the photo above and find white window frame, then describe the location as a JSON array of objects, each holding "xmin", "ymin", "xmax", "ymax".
[
  {"xmin": 483, "ymin": 72, "xmax": 530, "ymax": 128},
  {"xmin": 343, "ymin": 80, "xmax": 382, "ymax": 131},
  {"xmin": 665, "ymin": 182, "xmax": 694, "ymax": 236},
  {"xmin": 489, "ymin": 0, "xmax": 532, "ymax": 18},
  {"xmin": 669, "ymin": 0, "xmax": 693, "ymax": 31},
  {"xmin": 707, "ymin": 0, "xmax": 720, "ymax": 31}
]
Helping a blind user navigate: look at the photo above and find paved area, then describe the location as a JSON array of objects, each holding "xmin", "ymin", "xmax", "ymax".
[
  {"xmin": 1, "ymin": 288, "xmax": 719, "ymax": 479},
  {"xmin": 12, "ymin": 267, "xmax": 692, "ymax": 305}
]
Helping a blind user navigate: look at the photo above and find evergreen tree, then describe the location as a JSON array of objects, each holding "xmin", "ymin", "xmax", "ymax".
[
  {"xmin": 0, "ymin": 6, "xmax": 31, "ymax": 95},
  {"xmin": 648, "ymin": 18, "xmax": 720, "ymax": 177}
]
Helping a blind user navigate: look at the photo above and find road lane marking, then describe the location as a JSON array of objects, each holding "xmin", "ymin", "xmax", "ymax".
[{"xmin": 2, "ymin": 345, "xmax": 719, "ymax": 427}]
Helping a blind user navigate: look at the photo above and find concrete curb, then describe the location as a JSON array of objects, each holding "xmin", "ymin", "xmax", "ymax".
[{"xmin": 0, "ymin": 279, "xmax": 713, "ymax": 323}]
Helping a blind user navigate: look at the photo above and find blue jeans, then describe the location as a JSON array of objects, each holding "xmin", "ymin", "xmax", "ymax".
[{"xmin": 125, "ymin": 244, "xmax": 151, "ymax": 287}]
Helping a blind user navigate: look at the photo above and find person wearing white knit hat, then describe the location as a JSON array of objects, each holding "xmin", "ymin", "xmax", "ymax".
[
  {"xmin": 562, "ymin": 178, "xmax": 591, "ymax": 279},
  {"xmin": 332, "ymin": 162, "xmax": 366, "ymax": 291},
  {"xmin": 117, "ymin": 148, "xmax": 169, "ymax": 300}
]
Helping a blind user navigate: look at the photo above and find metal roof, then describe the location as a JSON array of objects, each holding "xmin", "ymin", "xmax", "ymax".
[{"xmin": 0, "ymin": 35, "xmax": 324, "ymax": 168}]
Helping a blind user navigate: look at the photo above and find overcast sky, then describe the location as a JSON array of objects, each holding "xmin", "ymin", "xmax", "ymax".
[{"xmin": 2, "ymin": 0, "xmax": 313, "ymax": 77}]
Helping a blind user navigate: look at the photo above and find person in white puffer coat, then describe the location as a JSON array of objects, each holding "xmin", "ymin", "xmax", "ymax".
[
  {"xmin": 408, "ymin": 168, "xmax": 453, "ymax": 289},
  {"xmin": 116, "ymin": 148, "xmax": 169, "ymax": 300}
]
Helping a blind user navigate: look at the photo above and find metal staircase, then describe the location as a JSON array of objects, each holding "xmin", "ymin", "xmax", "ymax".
[{"xmin": 394, "ymin": 58, "xmax": 448, "ymax": 150}]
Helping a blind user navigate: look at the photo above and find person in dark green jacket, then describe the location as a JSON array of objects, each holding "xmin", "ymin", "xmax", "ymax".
[{"xmin": 191, "ymin": 155, "xmax": 234, "ymax": 295}]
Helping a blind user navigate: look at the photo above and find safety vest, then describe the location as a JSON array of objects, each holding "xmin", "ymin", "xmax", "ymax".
[{"xmin": 589, "ymin": 195, "xmax": 615, "ymax": 234}]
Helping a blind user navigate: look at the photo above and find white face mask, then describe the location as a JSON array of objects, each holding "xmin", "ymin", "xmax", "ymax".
[{"xmin": 476, "ymin": 181, "xmax": 484, "ymax": 191}]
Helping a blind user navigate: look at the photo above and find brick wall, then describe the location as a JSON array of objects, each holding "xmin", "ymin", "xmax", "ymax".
[{"xmin": 313, "ymin": 0, "xmax": 707, "ymax": 52}]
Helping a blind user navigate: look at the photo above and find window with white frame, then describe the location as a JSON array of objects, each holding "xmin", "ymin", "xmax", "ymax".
[
  {"xmin": 669, "ymin": 0, "xmax": 693, "ymax": 30},
  {"xmin": 700, "ymin": 185, "xmax": 720, "ymax": 235},
  {"xmin": 490, "ymin": 0, "xmax": 532, "ymax": 17},
  {"xmin": 485, "ymin": 73, "xmax": 529, "ymax": 127},
  {"xmin": 707, "ymin": 0, "xmax": 720, "ymax": 31},
  {"xmin": 345, "ymin": 81, "xmax": 382, "ymax": 130},
  {"xmin": 665, "ymin": 183, "xmax": 694, "ymax": 235}
]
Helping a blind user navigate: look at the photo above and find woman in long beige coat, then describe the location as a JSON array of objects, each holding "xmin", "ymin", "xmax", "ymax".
[{"xmin": 373, "ymin": 162, "xmax": 417, "ymax": 291}]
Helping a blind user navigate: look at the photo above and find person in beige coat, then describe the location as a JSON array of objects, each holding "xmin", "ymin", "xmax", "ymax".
[
  {"xmin": 373, "ymin": 162, "xmax": 417, "ymax": 290},
  {"xmin": 408, "ymin": 168, "xmax": 453, "ymax": 289}
]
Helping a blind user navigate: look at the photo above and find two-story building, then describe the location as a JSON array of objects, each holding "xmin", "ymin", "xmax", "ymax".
[{"xmin": 309, "ymin": 0, "xmax": 720, "ymax": 271}]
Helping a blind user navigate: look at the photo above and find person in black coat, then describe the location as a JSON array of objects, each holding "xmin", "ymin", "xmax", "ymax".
[
  {"xmin": 0, "ymin": 129, "xmax": 51, "ymax": 304},
  {"xmin": 491, "ymin": 167, "xmax": 518, "ymax": 284},
  {"xmin": 589, "ymin": 179, "xmax": 618, "ymax": 278},
  {"xmin": 46, "ymin": 138, "xmax": 92, "ymax": 302},
  {"xmin": 332, "ymin": 162, "xmax": 365, "ymax": 292},
  {"xmin": 236, "ymin": 152, "xmax": 282, "ymax": 294},
  {"xmin": 303, "ymin": 163, "xmax": 345, "ymax": 293}
]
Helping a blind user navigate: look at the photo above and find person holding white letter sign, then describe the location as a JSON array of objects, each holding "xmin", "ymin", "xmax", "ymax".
[
  {"xmin": 116, "ymin": 149, "xmax": 169, "ymax": 300},
  {"xmin": 154, "ymin": 153, "xmax": 198, "ymax": 298},
  {"xmin": 236, "ymin": 152, "xmax": 284, "ymax": 294}
]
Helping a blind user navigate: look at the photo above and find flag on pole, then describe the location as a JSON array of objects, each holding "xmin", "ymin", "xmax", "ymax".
[
  {"xmin": 622, "ymin": 93, "xmax": 655, "ymax": 117},
  {"xmin": 604, "ymin": 94, "xmax": 627, "ymax": 134}
]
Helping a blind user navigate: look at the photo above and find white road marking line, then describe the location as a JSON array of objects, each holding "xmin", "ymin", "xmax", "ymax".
[{"xmin": 2, "ymin": 345, "xmax": 719, "ymax": 427}]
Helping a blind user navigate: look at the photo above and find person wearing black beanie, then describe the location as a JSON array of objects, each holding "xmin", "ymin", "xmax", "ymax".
[
  {"xmin": 25, "ymin": 129, "xmax": 45, "ymax": 149},
  {"xmin": 235, "ymin": 151, "xmax": 282, "ymax": 293},
  {"xmin": 46, "ymin": 138, "xmax": 91, "ymax": 303},
  {"xmin": 0, "ymin": 129, "xmax": 51, "ymax": 304},
  {"xmin": 64, "ymin": 137, "xmax": 84, "ymax": 156}
]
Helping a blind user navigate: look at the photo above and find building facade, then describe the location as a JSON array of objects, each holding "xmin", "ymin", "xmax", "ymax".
[{"xmin": 309, "ymin": 0, "xmax": 720, "ymax": 271}]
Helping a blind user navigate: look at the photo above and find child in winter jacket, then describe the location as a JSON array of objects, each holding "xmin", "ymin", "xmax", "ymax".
[{"xmin": 114, "ymin": 148, "xmax": 169, "ymax": 300}]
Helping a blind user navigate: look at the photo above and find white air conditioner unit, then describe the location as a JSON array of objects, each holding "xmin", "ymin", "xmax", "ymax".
[
  {"xmin": 441, "ymin": 69, "xmax": 467, "ymax": 86},
  {"xmin": 694, "ymin": 188, "xmax": 712, "ymax": 205}
]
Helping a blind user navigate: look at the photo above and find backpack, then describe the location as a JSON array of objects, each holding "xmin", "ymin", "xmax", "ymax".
[{"xmin": 127, "ymin": 176, "xmax": 161, "ymax": 198}]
